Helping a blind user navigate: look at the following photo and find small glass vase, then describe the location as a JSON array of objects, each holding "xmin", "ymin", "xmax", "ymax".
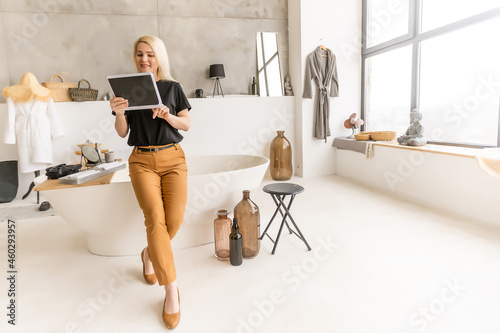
[
  {"xmin": 270, "ymin": 130, "xmax": 293, "ymax": 181},
  {"xmin": 233, "ymin": 190, "xmax": 260, "ymax": 259},
  {"xmin": 214, "ymin": 209, "xmax": 232, "ymax": 261}
]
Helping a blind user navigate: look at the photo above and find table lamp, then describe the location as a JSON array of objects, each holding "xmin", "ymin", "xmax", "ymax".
[{"xmin": 209, "ymin": 64, "xmax": 225, "ymax": 97}]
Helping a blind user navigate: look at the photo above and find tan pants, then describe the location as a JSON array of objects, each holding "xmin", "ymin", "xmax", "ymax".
[{"xmin": 128, "ymin": 144, "xmax": 187, "ymax": 286}]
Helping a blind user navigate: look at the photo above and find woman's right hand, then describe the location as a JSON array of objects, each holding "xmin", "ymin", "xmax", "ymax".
[{"xmin": 110, "ymin": 97, "xmax": 128, "ymax": 116}]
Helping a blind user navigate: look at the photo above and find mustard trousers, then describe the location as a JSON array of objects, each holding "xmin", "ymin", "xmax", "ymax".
[{"xmin": 128, "ymin": 144, "xmax": 187, "ymax": 286}]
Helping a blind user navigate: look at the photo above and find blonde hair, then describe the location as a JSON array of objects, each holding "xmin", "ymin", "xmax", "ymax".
[{"xmin": 134, "ymin": 35, "xmax": 175, "ymax": 81}]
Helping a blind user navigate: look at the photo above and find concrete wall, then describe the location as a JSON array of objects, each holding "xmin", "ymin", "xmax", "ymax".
[{"xmin": 0, "ymin": 0, "xmax": 288, "ymax": 100}]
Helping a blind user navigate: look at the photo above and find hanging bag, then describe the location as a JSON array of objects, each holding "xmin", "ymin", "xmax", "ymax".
[
  {"xmin": 69, "ymin": 79, "xmax": 98, "ymax": 102},
  {"xmin": 42, "ymin": 72, "xmax": 77, "ymax": 102}
]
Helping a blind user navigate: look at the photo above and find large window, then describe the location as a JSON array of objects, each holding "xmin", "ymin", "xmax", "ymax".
[{"xmin": 362, "ymin": 0, "xmax": 500, "ymax": 147}]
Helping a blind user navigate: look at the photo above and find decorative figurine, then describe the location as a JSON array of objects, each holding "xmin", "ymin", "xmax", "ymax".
[
  {"xmin": 397, "ymin": 108, "xmax": 427, "ymax": 146},
  {"xmin": 102, "ymin": 91, "xmax": 112, "ymax": 101},
  {"xmin": 284, "ymin": 76, "xmax": 293, "ymax": 96}
]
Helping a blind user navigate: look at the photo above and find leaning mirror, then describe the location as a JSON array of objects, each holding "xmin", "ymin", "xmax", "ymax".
[
  {"xmin": 256, "ymin": 32, "xmax": 284, "ymax": 96},
  {"xmin": 81, "ymin": 145, "xmax": 101, "ymax": 166}
]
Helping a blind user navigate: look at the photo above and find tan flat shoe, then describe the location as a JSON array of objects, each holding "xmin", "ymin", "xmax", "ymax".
[
  {"xmin": 141, "ymin": 248, "xmax": 157, "ymax": 285},
  {"xmin": 162, "ymin": 288, "xmax": 180, "ymax": 329}
]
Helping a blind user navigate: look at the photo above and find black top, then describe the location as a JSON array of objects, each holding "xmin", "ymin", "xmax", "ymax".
[{"xmin": 113, "ymin": 80, "xmax": 191, "ymax": 146}]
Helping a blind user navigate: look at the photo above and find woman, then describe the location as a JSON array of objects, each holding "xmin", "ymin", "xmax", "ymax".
[{"xmin": 110, "ymin": 35, "xmax": 190, "ymax": 329}]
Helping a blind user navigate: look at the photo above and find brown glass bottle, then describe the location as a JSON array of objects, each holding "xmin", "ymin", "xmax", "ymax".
[
  {"xmin": 230, "ymin": 218, "xmax": 243, "ymax": 266},
  {"xmin": 233, "ymin": 190, "xmax": 260, "ymax": 258},
  {"xmin": 251, "ymin": 77, "xmax": 258, "ymax": 95},
  {"xmin": 214, "ymin": 209, "xmax": 231, "ymax": 261},
  {"xmin": 270, "ymin": 130, "xmax": 293, "ymax": 181}
]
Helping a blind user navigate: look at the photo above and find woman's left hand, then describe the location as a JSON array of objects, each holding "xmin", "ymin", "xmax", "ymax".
[{"xmin": 152, "ymin": 105, "xmax": 171, "ymax": 120}]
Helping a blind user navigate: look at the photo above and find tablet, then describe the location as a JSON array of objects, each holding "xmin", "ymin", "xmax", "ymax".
[{"xmin": 107, "ymin": 72, "xmax": 162, "ymax": 110}]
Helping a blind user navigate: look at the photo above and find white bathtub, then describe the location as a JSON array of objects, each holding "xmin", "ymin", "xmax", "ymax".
[{"xmin": 34, "ymin": 155, "xmax": 269, "ymax": 256}]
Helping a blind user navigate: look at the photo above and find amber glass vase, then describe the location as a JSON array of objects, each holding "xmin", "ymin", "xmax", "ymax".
[
  {"xmin": 214, "ymin": 209, "xmax": 232, "ymax": 261},
  {"xmin": 270, "ymin": 130, "xmax": 292, "ymax": 181},
  {"xmin": 233, "ymin": 190, "xmax": 260, "ymax": 258}
]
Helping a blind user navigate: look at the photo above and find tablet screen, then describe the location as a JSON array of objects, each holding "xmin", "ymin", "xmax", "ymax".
[{"xmin": 107, "ymin": 73, "xmax": 162, "ymax": 110}]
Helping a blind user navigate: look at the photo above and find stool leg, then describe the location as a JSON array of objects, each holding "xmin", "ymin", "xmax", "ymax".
[
  {"xmin": 276, "ymin": 194, "xmax": 312, "ymax": 252},
  {"xmin": 271, "ymin": 214, "xmax": 287, "ymax": 255},
  {"xmin": 279, "ymin": 194, "xmax": 295, "ymax": 233},
  {"xmin": 260, "ymin": 197, "xmax": 281, "ymax": 240},
  {"xmin": 274, "ymin": 194, "xmax": 293, "ymax": 234},
  {"xmin": 270, "ymin": 194, "xmax": 297, "ymax": 254},
  {"xmin": 284, "ymin": 214, "xmax": 312, "ymax": 251}
]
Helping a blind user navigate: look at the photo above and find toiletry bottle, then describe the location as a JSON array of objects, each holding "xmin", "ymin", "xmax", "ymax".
[
  {"xmin": 214, "ymin": 209, "xmax": 231, "ymax": 261},
  {"xmin": 251, "ymin": 77, "xmax": 258, "ymax": 95},
  {"xmin": 230, "ymin": 218, "xmax": 243, "ymax": 266}
]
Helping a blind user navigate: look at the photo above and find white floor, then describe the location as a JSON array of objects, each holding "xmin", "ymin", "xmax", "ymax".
[{"xmin": 2, "ymin": 174, "xmax": 500, "ymax": 333}]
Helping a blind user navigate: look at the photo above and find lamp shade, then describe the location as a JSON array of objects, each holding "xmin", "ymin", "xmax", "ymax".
[{"xmin": 209, "ymin": 64, "xmax": 225, "ymax": 79}]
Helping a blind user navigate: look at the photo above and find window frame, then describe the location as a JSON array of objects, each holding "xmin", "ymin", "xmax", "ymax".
[{"xmin": 361, "ymin": 0, "xmax": 500, "ymax": 148}]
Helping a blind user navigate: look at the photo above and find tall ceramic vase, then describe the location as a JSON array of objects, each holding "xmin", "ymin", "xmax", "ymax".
[
  {"xmin": 233, "ymin": 190, "xmax": 260, "ymax": 259},
  {"xmin": 270, "ymin": 130, "xmax": 292, "ymax": 181}
]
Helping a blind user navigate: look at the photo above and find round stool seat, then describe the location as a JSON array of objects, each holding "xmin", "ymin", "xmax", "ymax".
[{"xmin": 263, "ymin": 183, "xmax": 304, "ymax": 196}]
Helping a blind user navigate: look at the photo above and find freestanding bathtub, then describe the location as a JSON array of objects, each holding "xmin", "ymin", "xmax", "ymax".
[{"xmin": 34, "ymin": 155, "xmax": 269, "ymax": 256}]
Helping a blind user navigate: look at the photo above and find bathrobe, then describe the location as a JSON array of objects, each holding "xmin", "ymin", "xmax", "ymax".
[
  {"xmin": 3, "ymin": 97, "xmax": 64, "ymax": 173},
  {"xmin": 303, "ymin": 46, "xmax": 339, "ymax": 142}
]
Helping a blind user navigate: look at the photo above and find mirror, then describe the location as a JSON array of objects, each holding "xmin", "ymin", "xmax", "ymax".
[
  {"xmin": 256, "ymin": 32, "xmax": 284, "ymax": 96},
  {"xmin": 81, "ymin": 145, "xmax": 101, "ymax": 165}
]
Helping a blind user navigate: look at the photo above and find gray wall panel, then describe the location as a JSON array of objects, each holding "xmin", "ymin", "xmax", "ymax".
[{"xmin": 0, "ymin": 0, "xmax": 288, "ymax": 101}]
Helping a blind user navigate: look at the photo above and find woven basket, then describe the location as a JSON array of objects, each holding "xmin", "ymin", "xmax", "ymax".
[
  {"xmin": 42, "ymin": 72, "xmax": 77, "ymax": 102},
  {"xmin": 370, "ymin": 131, "xmax": 397, "ymax": 141},
  {"xmin": 355, "ymin": 132, "xmax": 371, "ymax": 141},
  {"xmin": 69, "ymin": 79, "xmax": 98, "ymax": 102}
]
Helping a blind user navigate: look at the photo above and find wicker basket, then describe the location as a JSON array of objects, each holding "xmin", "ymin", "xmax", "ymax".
[
  {"xmin": 370, "ymin": 131, "xmax": 397, "ymax": 141},
  {"xmin": 69, "ymin": 79, "xmax": 98, "ymax": 102},
  {"xmin": 355, "ymin": 132, "xmax": 371, "ymax": 141},
  {"xmin": 42, "ymin": 72, "xmax": 77, "ymax": 102}
]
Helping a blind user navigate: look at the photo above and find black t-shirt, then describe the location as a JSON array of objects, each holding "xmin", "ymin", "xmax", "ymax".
[{"xmin": 113, "ymin": 80, "xmax": 191, "ymax": 146}]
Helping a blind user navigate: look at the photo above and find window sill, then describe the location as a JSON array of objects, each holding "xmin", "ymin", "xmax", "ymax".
[
  {"xmin": 371, "ymin": 141, "xmax": 481, "ymax": 159},
  {"xmin": 333, "ymin": 136, "xmax": 491, "ymax": 159}
]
